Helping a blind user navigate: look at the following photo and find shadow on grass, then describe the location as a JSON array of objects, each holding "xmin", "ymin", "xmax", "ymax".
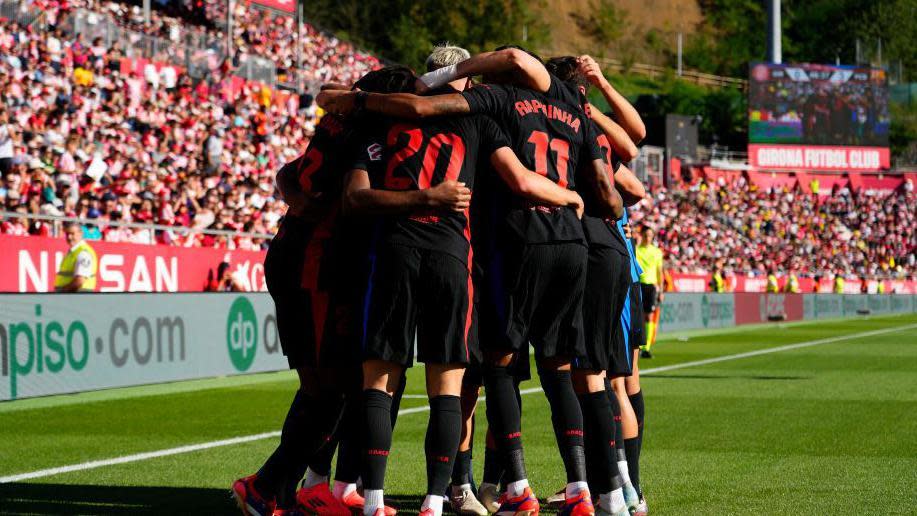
[
  {"xmin": 646, "ymin": 373, "xmax": 811, "ymax": 381},
  {"xmin": 0, "ymin": 482, "xmax": 237, "ymax": 515},
  {"xmin": 0, "ymin": 483, "xmax": 435, "ymax": 515}
]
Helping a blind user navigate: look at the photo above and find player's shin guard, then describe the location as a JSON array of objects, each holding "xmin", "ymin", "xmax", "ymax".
[
  {"xmin": 362, "ymin": 389, "xmax": 394, "ymax": 503},
  {"xmin": 426, "ymin": 395, "xmax": 463, "ymax": 496},
  {"xmin": 540, "ymin": 369, "xmax": 587, "ymax": 485},
  {"xmin": 482, "ymin": 365, "xmax": 526, "ymax": 484},
  {"xmin": 579, "ymin": 391, "xmax": 623, "ymax": 495}
]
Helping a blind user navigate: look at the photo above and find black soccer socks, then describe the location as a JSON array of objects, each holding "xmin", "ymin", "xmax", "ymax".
[
  {"xmin": 258, "ymin": 389, "xmax": 344, "ymax": 508},
  {"xmin": 426, "ymin": 395, "xmax": 462, "ymax": 495},
  {"xmin": 482, "ymin": 444, "xmax": 503, "ymax": 486},
  {"xmin": 628, "ymin": 390, "xmax": 645, "ymax": 494},
  {"xmin": 363, "ymin": 389, "xmax": 394, "ymax": 491},
  {"xmin": 605, "ymin": 379, "xmax": 627, "ymax": 463},
  {"xmin": 579, "ymin": 391, "xmax": 623, "ymax": 493},
  {"xmin": 482, "ymin": 365, "xmax": 527, "ymax": 482},
  {"xmin": 452, "ymin": 449, "xmax": 474, "ymax": 487},
  {"xmin": 540, "ymin": 369, "xmax": 587, "ymax": 483},
  {"xmin": 334, "ymin": 391, "xmax": 364, "ymax": 484},
  {"xmin": 624, "ymin": 437, "xmax": 641, "ymax": 495},
  {"xmin": 629, "ymin": 390, "xmax": 645, "ymax": 445}
]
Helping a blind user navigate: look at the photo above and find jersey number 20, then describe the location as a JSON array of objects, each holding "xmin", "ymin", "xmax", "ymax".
[{"xmin": 385, "ymin": 124, "xmax": 466, "ymax": 190}]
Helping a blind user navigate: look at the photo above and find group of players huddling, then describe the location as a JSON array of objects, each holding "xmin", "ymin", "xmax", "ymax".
[{"xmin": 232, "ymin": 44, "xmax": 652, "ymax": 516}]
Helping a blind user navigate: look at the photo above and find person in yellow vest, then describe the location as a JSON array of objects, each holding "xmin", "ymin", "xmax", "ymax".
[
  {"xmin": 635, "ymin": 226, "xmax": 664, "ymax": 358},
  {"xmin": 709, "ymin": 262, "xmax": 726, "ymax": 293},
  {"xmin": 783, "ymin": 270, "xmax": 801, "ymax": 293},
  {"xmin": 833, "ymin": 273, "xmax": 845, "ymax": 294},
  {"xmin": 877, "ymin": 279, "xmax": 886, "ymax": 294},
  {"xmin": 766, "ymin": 269, "xmax": 779, "ymax": 293},
  {"xmin": 55, "ymin": 222, "xmax": 98, "ymax": 292}
]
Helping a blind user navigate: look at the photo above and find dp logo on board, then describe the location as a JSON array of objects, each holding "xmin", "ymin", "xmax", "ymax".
[{"xmin": 227, "ymin": 297, "xmax": 257, "ymax": 371}]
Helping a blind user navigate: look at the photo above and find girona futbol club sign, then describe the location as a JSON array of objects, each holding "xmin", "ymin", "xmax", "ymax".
[
  {"xmin": 747, "ymin": 62, "xmax": 891, "ymax": 172},
  {"xmin": 748, "ymin": 144, "xmax": 890, "ymax": 171}
]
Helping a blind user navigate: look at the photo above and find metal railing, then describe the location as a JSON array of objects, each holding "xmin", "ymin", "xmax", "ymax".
[
  {"xmin": 537, "ymin": 48, "xmax": 748, "ymax": 90},
  {"xmin": 0, "ymin": 0, "xmax": 47, "ymax": 27},
  {"xmin": 1, "ymin": 211, "xmax": 275, "ymax": 244}
]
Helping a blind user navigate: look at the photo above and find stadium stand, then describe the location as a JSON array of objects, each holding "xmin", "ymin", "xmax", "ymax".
[
  {"xmin": 0, "ymin": 3, "xmax": 332, "ymax": 249},
  {"xmin": 0, "ymin": 1, "xmax": 913, "ymax": 282},
  {"xmin": 628, "ymin": 176, "xmax": 916, "ymax": 281}
]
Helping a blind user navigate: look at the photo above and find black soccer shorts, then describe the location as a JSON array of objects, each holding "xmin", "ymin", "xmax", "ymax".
[
  {"xmin": 481, "ymin": 241, "xmax": 588, "ymax": 361},
  {"xmin": 575, "ymin": 245, "xmax": 631, "ymax": 372},
  {"xmin": 362, "ymin": 243, "xmax": 476, "ymax": 367},
  {"xmin": 266, "ymin": 215, "xmax": 364, "ymax": 369},
  {"xmin": 640, "ymin": 283, "xmax": 659, "ymax": 314},
  {"xmin": 630, "ymin": 281, "xmax": 647, "ymax": 352}
]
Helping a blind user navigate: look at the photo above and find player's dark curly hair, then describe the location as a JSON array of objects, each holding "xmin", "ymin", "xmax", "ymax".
[
  {"xmin": 545, "ymin": 56, "xmax": 588, "ymax": 89},
  {"xmin": 353, "ymin": 65, "xmax": 418, "ymax": 94}
]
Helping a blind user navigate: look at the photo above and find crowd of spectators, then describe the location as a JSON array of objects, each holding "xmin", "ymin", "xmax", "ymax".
[
  {"xmin": 23, "ymin": 0, "xmax": 381, "ymax": 86},
  {"xmin": 0, "ymin": 11, "xmax": 317, "ymax": 249},
  {"xmin": 628, "ymin": 177, "xmax": 916, "ymax": 280},
  {"xmin": 1, "ymin": 2, "xmax": 914, "ymax": 280}
]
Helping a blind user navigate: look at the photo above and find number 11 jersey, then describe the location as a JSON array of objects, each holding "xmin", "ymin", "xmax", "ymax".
[{"xmin": 461, "ymin": 76, "xmax": 604, "ymax": 244}]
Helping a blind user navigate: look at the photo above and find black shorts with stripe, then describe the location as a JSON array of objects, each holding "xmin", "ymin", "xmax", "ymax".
[
  {"xmin": 575, "ymin": 245, "xmax": 631, "ymax": 372},
  {"xmin": 363, "ymin": 243, "xmax": 476, "ymax": 367},
  {"xmin": 480, "ymin": 241, "xmax": 588, "ymax": 361},
  {"xmin": 265, "ymin": 215, "xmax": 368, "ymax": 370}
]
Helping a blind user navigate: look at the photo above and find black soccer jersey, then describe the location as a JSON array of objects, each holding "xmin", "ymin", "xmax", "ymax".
[
  {"xmin": 578, "ymin": 122, "xmax": 627, "ymax": 251},
  {"xmin": 461, "ymin": 75, "xmax": 604, "ymax": 243},
  {"xmin": 350, "ymin": 110, "xmax": 510, "ymax": 264},
  {"xmin": 275, "ymin": 113, "xmax": 352, "ymax": 204}
]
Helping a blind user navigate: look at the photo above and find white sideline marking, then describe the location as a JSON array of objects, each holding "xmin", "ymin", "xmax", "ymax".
[{"xmin": 2, "ymin": 322, "xmax": 915, "ymax": 484}]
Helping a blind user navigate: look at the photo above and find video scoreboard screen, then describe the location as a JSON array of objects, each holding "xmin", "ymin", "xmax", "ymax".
[{"xmin": 748, "ymin": 63, "xmax": 890, "ymax": 171}]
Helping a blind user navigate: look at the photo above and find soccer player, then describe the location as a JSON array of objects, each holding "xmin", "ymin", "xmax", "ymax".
[
  {"xmin": 319, "ymin": 45, "xmax": 619, "ymax": 516},
  {"xmin": 545, "ymin": 55, "xmax": 649, "ymax": 516},
  {"xmin": 231, "ymin": 103, "xmax": 357, "ymax": 516},
  {"xmin": 233, "ymin": 67, "xmax": 419, "ymax": 516},
  {"xmin": 575, "ymin": 55, "xmax": 649, "ymax": 516},
  {"xmin": 635, "ymin": 226, "xmax": 664, "ymax": 358},
  {"xmin": 343, "ymin": 58, "xmax": 587, "ymax": 516}
]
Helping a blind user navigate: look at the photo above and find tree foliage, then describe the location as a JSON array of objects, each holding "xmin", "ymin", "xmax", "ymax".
[
  {"xmin": 683, "ymin": 0, "xmax": 917, "ymax": 80},
  {"xmin": 302, "ymin": 0, "xmax": 549, "ymax": 71}
]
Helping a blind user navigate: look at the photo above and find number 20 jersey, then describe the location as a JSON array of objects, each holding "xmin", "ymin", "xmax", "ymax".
[
  {"xmin": 461, "ymin": 76, "xmax": 604, "ymax": 244},
  {"xmin": 349, "ymin": 111, "xmax": 509, "ymax": 264}
]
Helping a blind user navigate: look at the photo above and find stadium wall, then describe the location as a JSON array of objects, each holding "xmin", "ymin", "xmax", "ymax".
[
  {"xmin": 658, "ymin": 292, "xmax": 917, "ymax": 334},
  {"xmin": 0, "ymin": 293, "xmax": 286, "ymax": 401},
  {"xmin": 3, "ymin": 234, "xmax": 914, "ymax": 294},
  {"xmin": 1, "ymin": 292, "xmax": 915, "ymax": 401}
]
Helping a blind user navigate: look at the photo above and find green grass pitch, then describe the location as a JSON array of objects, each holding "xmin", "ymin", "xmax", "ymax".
[{"xmin": 1, "ymin": 314, "xmax": 916, "ymax": 515}]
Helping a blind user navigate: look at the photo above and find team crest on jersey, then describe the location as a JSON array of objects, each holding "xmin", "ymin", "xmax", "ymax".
[{"xmin": 367, "ymin": 143, "xmax": 383, "ymax": 161}]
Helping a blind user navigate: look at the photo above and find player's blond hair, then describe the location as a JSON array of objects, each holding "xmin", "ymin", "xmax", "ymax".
[{"xmin": 425, "ymin": 44, "xmax": 471, "ymax": 72}]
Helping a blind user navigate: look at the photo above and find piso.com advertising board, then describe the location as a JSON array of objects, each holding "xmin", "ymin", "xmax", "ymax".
[{"xmin": 0, "ymin": 293, "xmax": 287, "ymax": 401}]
